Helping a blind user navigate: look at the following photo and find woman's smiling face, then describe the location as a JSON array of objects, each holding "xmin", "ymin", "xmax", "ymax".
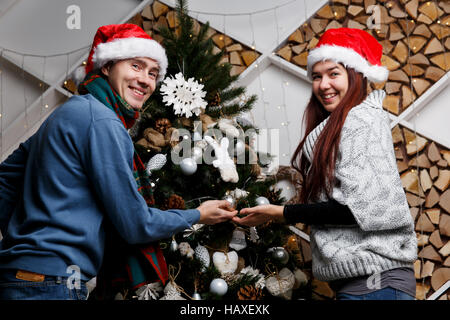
[{"xmin": 311, "ymin": 60, "xmax": 349, "ymax": 113}]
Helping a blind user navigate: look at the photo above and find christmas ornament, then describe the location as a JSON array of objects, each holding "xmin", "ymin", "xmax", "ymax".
[
  {"xmin": 162, "ymin": 194, "xmax": 185, "ymax": 210},
  {"xmin": 136, "ymin": 282, "xmax": 163, "ymax": 300},
  {"xmin": 194, "ymin": 245, "xmax": 210, "ymax": 272},
  {"xmin": 265, "ymin": 268, "xmax": 295, "ymax": 300},
  {"xmin": 293, "ymin": 269, "xmax": 308, "ymax": 289},
  {"xmin": 146, "ymin": 154, "xmax": 167, "ymax": 176},
  {"xmin": 170, "ymin": 238, "xmax": 178, "ymax": 252},
  {"xmin": 180, "ymin": 158, "xmax": 197, "ymax": 175},
  {"xmin": 234, "ymin": 139, "xmax": 246, "ymax": 156},
  {"xmin": 222, "ymin": 195, "xmax": 236, "ymax": 208},
  {"xmin": 237, "ymin": 285, "xmax": 263, "ymax": 300},
  {"xmin": 212, "ymin": 251, "xmax": 238, "ymax": 275},
  {"xmin": 271, "ymin": 247, "xmax": 289, "ymax": 265},
  {"xmin": 218, "ymin": 118, "xmax": 240, "ymax": 138},
  {"xmin": 160, "ymin": 72, "xmax": 207, "ymax": 118},
  {"xmin": 229, "ymin": 229, "xmax": 247, "ymax": 251},
  {"xmin": 155, "ymin": 118, "xmax": 172, "ymax": 134},
  {"xmin": 191, "ymin": 146, "xmax": 203, "ymax": 162},
  {"xmin": 178, "ymin": 242, "xmax": 194, "ymax": 258},
  {"xmin": 239, "ymin": 266, "xmax": 265, "ymax": 290},
  {"xmin": 183, "ymin": 223, "xmax": 205, "ymax": 238},
  {"xmin": 229, "ymin": 188, "xmax": 249, "ymax": 200},
  {"xmin": 249, "ymin": 227, "xmax": 260, "ymax": 243},
  {"xmin": 192, "ymin": 292, "xmax": 202, "ymax": 300},
  {"xmin": 255, "ymin": 196, "xmax": 270, "ymax": 206},
  {"xmin": 204, "ymin": 136, "xmax": 239, "ymax": 183},
  {"xmin": 160, "ymin": 282, "xmax": 186, "ymax": 300},
  {"xmin": 209, "ymin": 278, "xmax": 228, "ymax": 296}
]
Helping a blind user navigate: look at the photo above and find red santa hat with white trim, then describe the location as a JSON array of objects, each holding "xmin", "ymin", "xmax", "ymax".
[
  {"xmin": 72, "ymin": 23, "xmax": 168, "ymax": 85},
  {"xmin": 307, "ymin": 28, "xmax": 388, "ymax": 83}
]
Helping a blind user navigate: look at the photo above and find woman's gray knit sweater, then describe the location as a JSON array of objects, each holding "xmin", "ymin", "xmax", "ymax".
[{"xmin": 303, "ymin": 90, "xmax": 417, "ymax": 282}]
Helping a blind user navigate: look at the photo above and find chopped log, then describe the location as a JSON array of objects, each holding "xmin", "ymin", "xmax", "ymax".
[
  {"xmin": 430, "ymin": 166, "xmax": 439, "ymax": 180},
  {"xmin": 391, "ymin": 125, "xmax": 404, "ymax": 144},
  {"xmin": 154, "ymin": 16, "xmax": 168, "ymax": 31},
  {"xmin": 166, "ymin": 10, "xmax": 179, "ymax": 28},
  {"xmin": 439, "ymin": 191, "xmax": 450, "ymax": 214},
  {"xmin": 431, "ymin": 268, "xmax": 450, "ymax": 292},
  {"xmin": 416, "ymin": 282, "xmax": 430, "ymax": 300},
  {"xmin": 390, "ymin": 3, "xmax": 408, "ymax": 18},
  {"xmin": 425, "ymin": 208, "xmax": 441, "ymax": 225},
  {"xmin": 414, "ymin": 260, "xmax": 421, "ymax": 279},
  {"xmin": 141, "ymin": 5, "xmax": 154, "ymax": 20},
  {"xmin": 397, "ymin": 160, "xmax": 409, "ymax": 173},
  {"xmin": 417, "ymin": 13, "xmax": 433, "ymax": 25},
  {"xmin": 439, "ymin": 240, "xmax": 450, "ymax": 257},
  {"xmin": 395, "ymin": 147, "xmax": 403, "ymax": 160},
  {"xmin": 392, "ymin": 41, "xmax": 408, "ymax": 63},
  {"xmin": 417, "ymin": 233, "xmax": 430, "ymax": 246},
  {"xmin": 441, "ymin": 150, "xmax": 450, "ymax": 164},
  {"xmin": 418, "ymin": 245, "xmax": 443, "ymax": 262},
  {"xmin": 288, "ymin": 29, "xmax": 304, "ymax": 44},
  {"xmin": 420, "ymin": 169, "xmax": 433, "ymax": 192},
  {"xmin": 301, "ymin": 25, "xmax": 314, "ymax": 42},
  {"xmin": 152, "ymin": 1, "xmax": 169, "ymax": 19},
  {"xmin": 402, "ymin": 85, "xmax": 416, "ymax": 109},
  {"xmin": 428, "ymin": 142, "xmax": 442, "ymax": 162},
  {"xmin": 389, "ymin": 23, "xmax": 405, "ymax": 41},
  {"xmin": 437, "ymin": 159, "xmax": 448, "ymax": 168},
  {"xmin": 402, "ymin": 64, "xmax": 425, "ymax": 76},
  {"xmin": 230, "ymin": 65, "xmax": 246, "ymax": 77},
  {"xmin": 430, "ymin": 229, "xmax": 444, "ymax": 249},
  {"xmin": 446, "ymin": 38, "xmax": 450, "ymax": 50},
  {"xmin": 386, "ymin": 82, "xmax": 401, "ymax": 94},
  {"xmin": 333, "ymin": 6, "xmax": 348, "ymax": 20},
  {"xmin": 142, "ymin": 21, "xmax": 153, "ymax": 32},
  {"xmin": 241, "ymin": 51, "xmax": 259, "ymax": 67},
  {"xmin": 399, "ymin": 19, "xmax": 415, "ymax": 36},
  {"xmin": 325, "ymin": 20, "xmax": 343, "ymax": 31},
  {"xmin": 408, "ymin": 153, "xmax": 431, "ymax": 169},
  {"xmin": 212, "ymin": 34, "xmax": 232, "ymax": 49},
  {"xmin": 292, "ymin": 52, "xmax": 308, "ymax": 67},
  {"xmin": 316, "ymin": 4, "xmax": 334, "ymax": 19},
  {"xmin": 382, "ymin": 55, "xmax": 401, "ymax": 70},
  {"xmin": 425, "ymin": 66, "xmax": 446, "ymax": 82},
  {"xmin": 405, "ymin": 0, "xmax": 419, "ymax": 19},
  {"xmin": 413, "ymin": 24, "xmax": 432, "ymax": 38},
  {"xmin": 292, "ymin": 43, "xmax": 307, "ymax": 55},
  {"xmin": 226, "ymin": 43, "xmax": 243, "ymax": 52},
  {"xmin": 419, "ymin": 2, "xmax": 444, "ymax": 21},
  {"xmin": 445, "ymin": 257, "xmax": 450, "ymax": 267},
  {"xmin": 219, "ymin": 55, "xmax": 229, "ymax": 65},
  {"xmin": 410, "ymin": 207, "xmax": 420, "ymax": 221},
  {"xmin": 229, "ymin": 51, "xmax": 243, "ymax": 65},
  {"xmin": 430, "ymin": 53, "xmax": 450, "ymax": 71},
  {"xmin": 334, "ymin": 0, "xmax": 349, "ymax": 5},
  {"xmin": 409, "ymin": 53, "xmax": 430, "ymax": 66},
  {"xmin": 426, "ymin": 186, "xmax": 440, "ymax": 208},
  {"xmin": 416, "ymin": 213, "xmax": 435, "ymax": 232},
  {"xmin": 389, "ymin": 69, "xmax": 410, "ymax": 83},
  {"xmin": 412, "ymin": 78, "xmax": 431, "ymax": 96},
  {"xmin": 421, "ymin": 261, "xmax": 435, "ymax": 278},
  {"xmin": 192, "ymin": 19, "xmax": 201, "ymax": 36},
  {"xmin": 380, "ymin": 40, "xmax": 395, "ymax": 55},
  {"xmin": 310, "ymin": 18, "xmax": 328, "ymax": 34},
  {"xmin": 406, "ymin": 192, "xmax": 425, "ymax": 207},
  {"xmin": 440, "ymin": 1, "xmax": 450, "ymax": 13},
  {"xmin": 307, "ymin": 37, "xmax": 319, "ymax": 50},
  {"xmin": 364, "ymin": 0, "xmax": 375, "ymax": 11},
  {"xmin": 277, "ymin": 45, "xmax": 292, "ymax": 62},
  {"xmin": 402, "ymin": 170, "xmax": 422, "ymax": 196},
  {"xmin": 435, "ymin": 170, "xmax": 450, "ymax": 191},
  {"xmin": 379, "ymin": 5, "xmax": 396, "ymax": 24},
  {"xmin": 347, "ymin": 19, "xmax": 365, "ymax": 30},
  {"xmin": 424, "ymin": 37, "xmax": 445, "ymax": 55},
  {"xmin": 408, "ymin": 36, "xmax": 428, "ymax": 54},
  {"xmin": 405, "ymin": 137, "xmax": 428, "ymax": 156},
  {"xmin": 205, "ymin": 27, "xmax": 217, "ymax": 38},
  {"xmin": 383, "ymin": 95, "xmax": 400, "ymax": 114},
  {"xmin": 348, "ymin": 5, "xmax": 364, "ymax": 16}
]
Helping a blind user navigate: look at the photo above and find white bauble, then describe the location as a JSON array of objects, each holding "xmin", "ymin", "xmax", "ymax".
[
  {"xmin": 180, "ymin": 158, "xmax": 197, "ymax": 175},
  {"xmin": 209, "ymin": 278, "xmax": 228, "ymax": 296},
  {"xmin": 255, "ymin": 196, "xmax": 270, "ymax": 206}
]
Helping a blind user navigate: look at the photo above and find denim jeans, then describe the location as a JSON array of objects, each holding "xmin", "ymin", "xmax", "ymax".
[
  {"xmin": 337, "ymin": 287, "xmax": 415, "ymax": 300},
  {"xmin": 0, "ymin": 269, "xmax": 88, "ymax": 300}
]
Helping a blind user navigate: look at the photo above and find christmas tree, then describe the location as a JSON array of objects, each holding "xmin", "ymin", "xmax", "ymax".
[{"xmin": 131, "ymin": 0, "xmax": 311, "ymax": 301}]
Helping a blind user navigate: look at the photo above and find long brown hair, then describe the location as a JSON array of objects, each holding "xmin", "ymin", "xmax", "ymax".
[{"xmin": 291, "ymin": 67, "xmax": 368, "ymax": 203}]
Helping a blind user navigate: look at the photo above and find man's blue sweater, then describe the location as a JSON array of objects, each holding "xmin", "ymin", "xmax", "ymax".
[{"xmin": 0, "ymin": 94, "xmax": 200, "ymax": 280}]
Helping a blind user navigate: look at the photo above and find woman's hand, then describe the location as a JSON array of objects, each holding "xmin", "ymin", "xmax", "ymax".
[
  {"xmin": 196, "ymin": 200, "xmax": 238, "ymax": 225},
  {"xmin": 232, "ymin": 204, "xmax": 285, "ymax": 227}
]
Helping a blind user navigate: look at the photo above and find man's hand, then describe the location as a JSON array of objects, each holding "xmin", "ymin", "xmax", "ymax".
[
  {"xmin": 196, "ymin": 200, "xmax": 238, "ymax": 225},
  {"xmin": 232, "ymin": 204, "xmax": 285, "ymax": 226}
]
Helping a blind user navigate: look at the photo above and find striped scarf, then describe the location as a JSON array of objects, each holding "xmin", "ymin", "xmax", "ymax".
[{"xmin": 79, "ymin": 72, "xmax": 168, "ymax": 298}]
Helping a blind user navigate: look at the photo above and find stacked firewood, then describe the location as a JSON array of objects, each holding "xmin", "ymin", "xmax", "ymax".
[{"xmin": 276, "ymin": 0, "xmax": 449, "ymax": 115}]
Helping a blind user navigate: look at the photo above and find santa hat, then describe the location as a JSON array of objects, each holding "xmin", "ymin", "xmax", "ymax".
[
  {"xmin": 72, "ymin": 24, "xmax": 168, "ymax": 85},
  {"xmin": 307, "ymin": 28, "xmax": 388, "ymax": 83}
]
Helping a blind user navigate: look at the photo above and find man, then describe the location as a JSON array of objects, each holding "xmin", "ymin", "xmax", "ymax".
[{"xmin": 0, "ymin": 24, "xmax": 236, "ymax": 300}]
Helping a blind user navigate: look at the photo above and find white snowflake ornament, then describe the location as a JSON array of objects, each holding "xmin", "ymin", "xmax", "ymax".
[{"xmin": 160, "ymin": 72, "xmax": 207, "ymax": 118}]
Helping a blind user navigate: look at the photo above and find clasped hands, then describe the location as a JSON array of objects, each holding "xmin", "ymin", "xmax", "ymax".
[{"xmin": 197, "ymin": 201, "xmax": 284, "ymax": 227}]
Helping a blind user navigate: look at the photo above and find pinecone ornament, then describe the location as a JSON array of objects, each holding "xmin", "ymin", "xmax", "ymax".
[
  {"xmin": 155, "ymin": 118, "xmax": 172, "ymax": 135},
  {"xmin": 237, "ymin": 285, "xmax": 263, "ymax": 300},
  {"xmin": 265, "ymin": 189, "xmax": 280, "ymax": 204},
  {"xmin": 161, "ymin": 194, "xmax": 185, "ymax": 210},
  {"xmin": 209, "ymin": 91, "xmax": 221, "ymax": 107}
]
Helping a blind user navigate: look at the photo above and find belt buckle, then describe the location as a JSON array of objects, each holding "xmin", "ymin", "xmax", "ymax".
[{"xmin": 16, "ymin": 269, "xmax": 45, "ymax": 282}]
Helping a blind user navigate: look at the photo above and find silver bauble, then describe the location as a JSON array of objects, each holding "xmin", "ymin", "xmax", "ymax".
[
  {"xmin": 234, "ymin": 140, "xmax": 245, "ymax": 156},
  {"xmin": 272, "ymin": 247, "xmax": 289, "ymax": 265},
  {"xmin": 222, "ymin": 195, "xmax": 236, "ymax": 208},
  {"xmin": 255, "ymin": 196, "xmax": 270, "ymax": 206},
  {"xmin": 209, "ymin": 278, "xmax": 228, "ymax": 296},
  {"xmin": 192, "ymin": 292, "xmax": 202, "ymax": 300},
  {"xmin": 191, "ymin": 146, "xmax": 203, "ymax": 162},
  {"xmin": 180, "ymin": 158, "xmax": 197, "ymax": 175}
]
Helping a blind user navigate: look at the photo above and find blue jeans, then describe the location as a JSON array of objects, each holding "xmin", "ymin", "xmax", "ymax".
[
  {"xmin": 337, "ymin": 287, "xmax": 415, "ymax": 300},
  {"xmin": 0, "ymin": 269, "xmax": 88, "ymax": 300}
]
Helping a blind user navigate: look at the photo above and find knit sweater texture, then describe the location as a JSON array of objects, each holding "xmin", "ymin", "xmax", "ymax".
[{"xmin": 303, "ymin": 90, "xmax": 417, "ymax": 281}]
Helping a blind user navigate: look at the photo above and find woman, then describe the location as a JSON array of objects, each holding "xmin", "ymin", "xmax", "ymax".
[{"xmin": 233, "ymin": 28, "xmax": 417, "ymax": 300}]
